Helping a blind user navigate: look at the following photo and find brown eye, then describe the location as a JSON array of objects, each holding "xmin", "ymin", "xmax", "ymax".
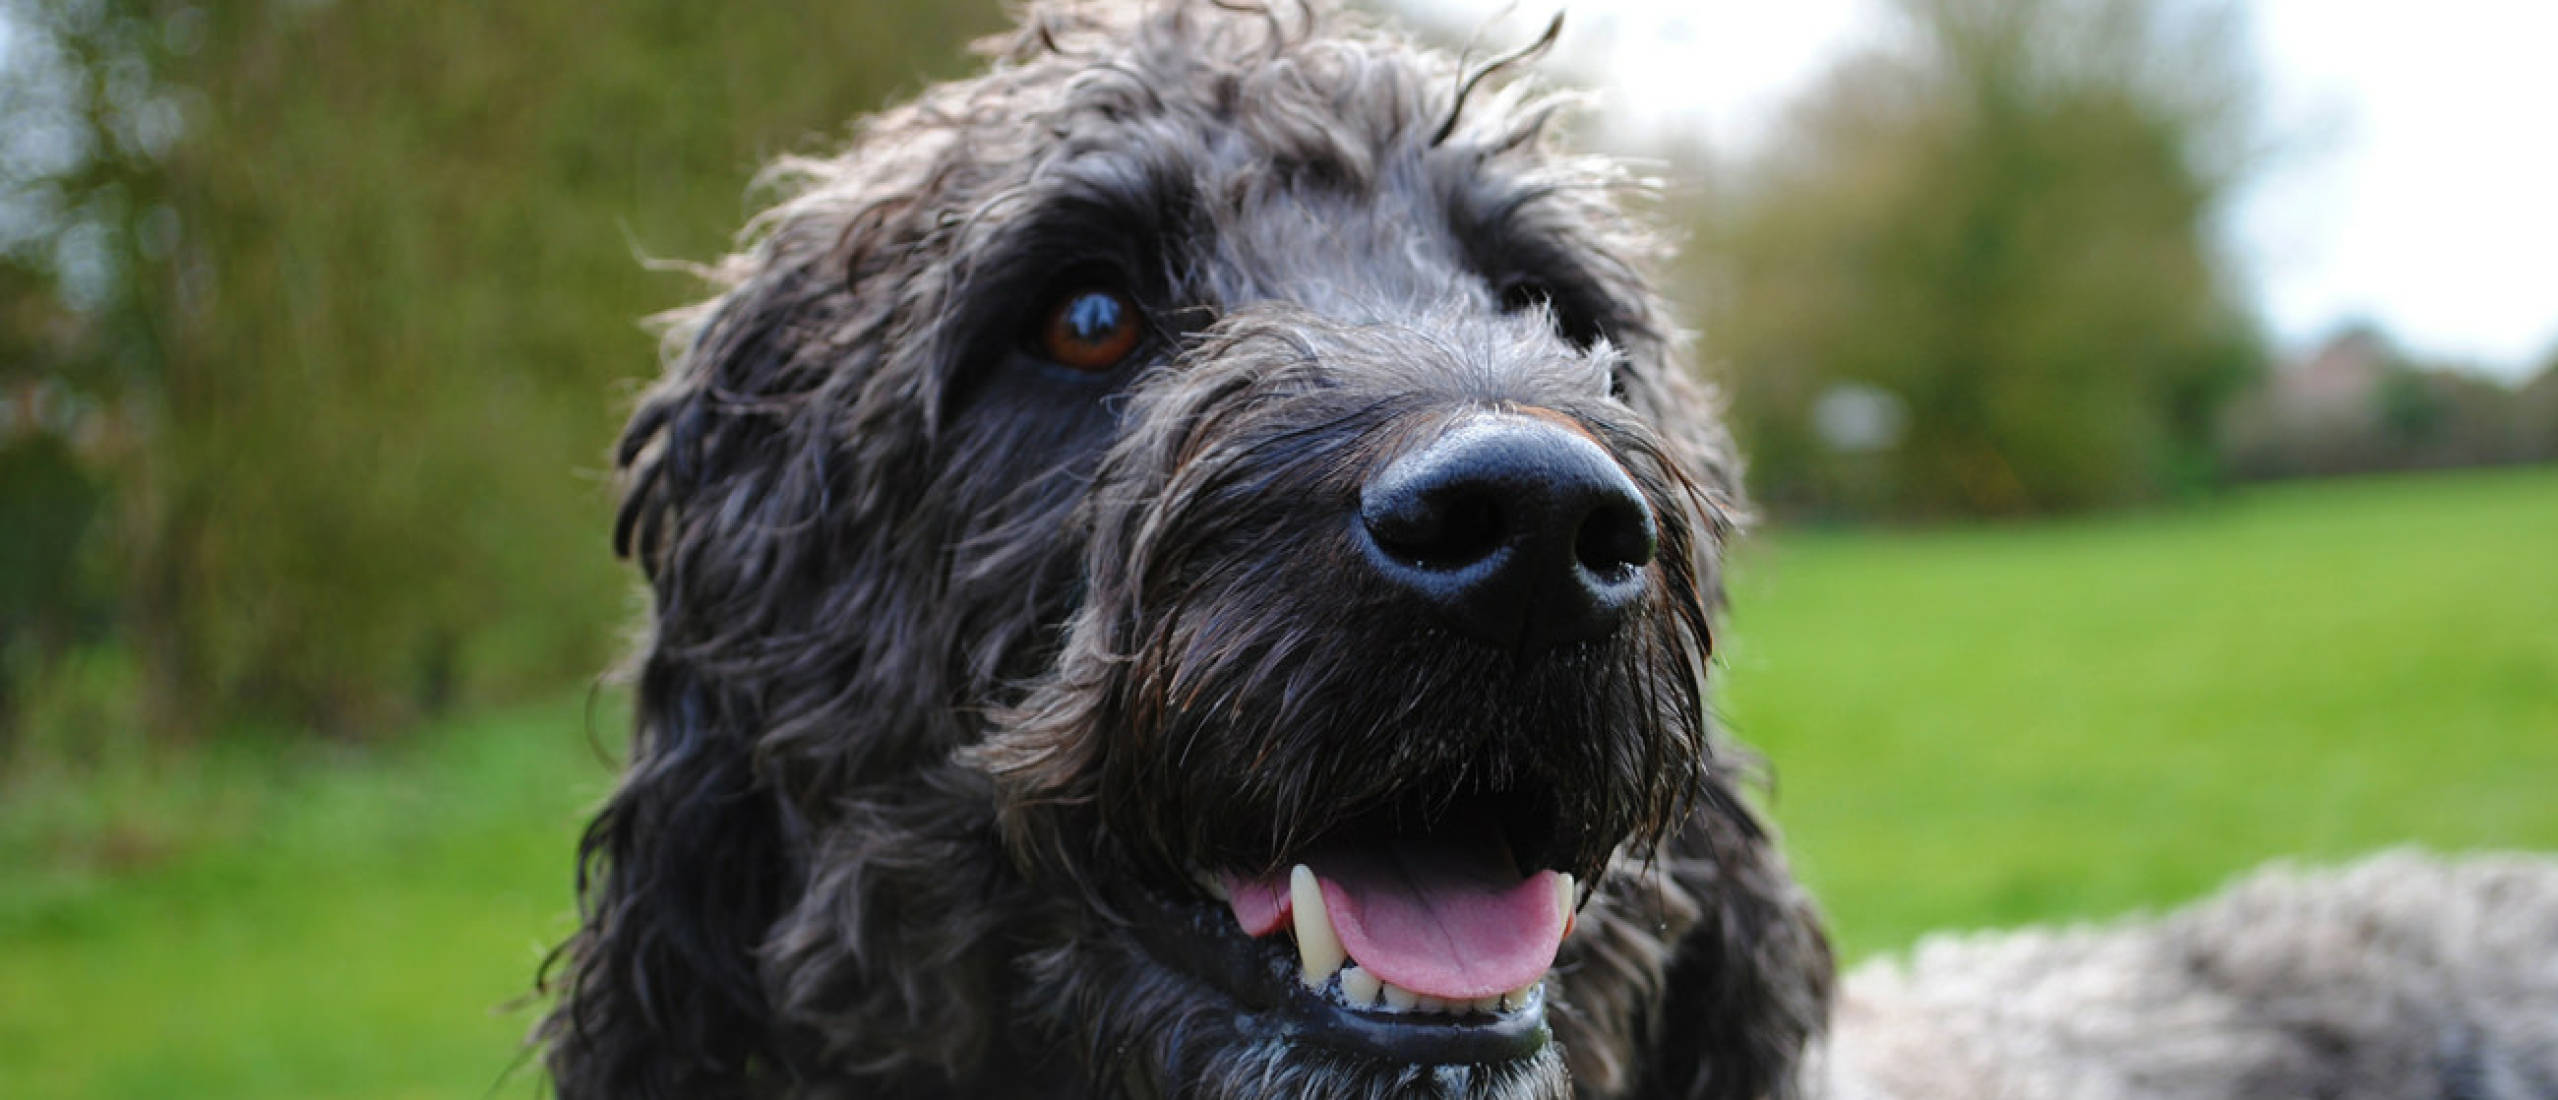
[{"xmin": 1040, "ymin": 287, "xmax": 1142, "ymax": 372}]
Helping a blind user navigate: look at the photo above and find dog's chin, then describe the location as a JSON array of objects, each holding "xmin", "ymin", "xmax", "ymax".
[{"xmin": 1103, "ymin": 890, "xmax": 1576, "ymax": 1099}]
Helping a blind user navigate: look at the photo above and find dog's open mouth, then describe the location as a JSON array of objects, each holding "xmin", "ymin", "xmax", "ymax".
[{"xmin": 1149, "ymin": 790, "xmax": 1581, "ymax": 1065}]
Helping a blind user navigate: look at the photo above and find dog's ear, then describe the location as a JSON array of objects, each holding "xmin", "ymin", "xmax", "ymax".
[
  {"xmin": 545, "ymin": 666, "xmax": 791, "ymax": 1100},
  {"xmin": 547, "ymin": 224, "xmax": 885, "ymax": 1097},
  {"xmin": 547, "ymin": 142, "xmax": 989, "ymax": 1092},
  {"xmin": 1640, "ymin": 793, "xmax": 1836, "ymax": 1100}
]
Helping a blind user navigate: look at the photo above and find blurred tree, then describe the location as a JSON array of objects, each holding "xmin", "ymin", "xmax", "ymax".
[
  {"xmin": 5, "ymin": 0, "xmax": 1003, "ymax": 740},
  {"xmin": 0, "ymin": 0, "xmax": 175, "ymax": 740},
  {"xmin": 1687, "ymin": 0, "xmax": 2265, "ymax": 519}
]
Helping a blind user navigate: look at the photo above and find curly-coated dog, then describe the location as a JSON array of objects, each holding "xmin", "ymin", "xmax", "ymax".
[
  {"xmin": 543, "ymin": 3, "xmax": 1825, "ymax": 1098},
  {"xmin": 539, "ymin": 3, "xmax": 2558, "ymax": 1099}
]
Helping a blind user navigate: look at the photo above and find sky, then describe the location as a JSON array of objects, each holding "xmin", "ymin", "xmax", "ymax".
[{"xmin": 1404, "ymin": 0, "xmax": 2558, "ymax": 382}]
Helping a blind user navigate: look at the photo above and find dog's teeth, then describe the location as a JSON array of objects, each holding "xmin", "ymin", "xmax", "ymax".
[
  {"xmin": 1557, "ymin": 872, "xmax": 1577, "ymax": 936},
  {"xmin": 1339, "ymin": 965, "xmax": 1382, "ymax": 1008},
  {"xmin": 1499, "ymin": 983, "xmax": 1537, "ymax": 1011},
  {"xmin": 1413, "ymin": 994, "xmax": 1450, "ymax": 1013},
  {"xmin": 1290, "ymin": 865, "xmax": 1345, "ymax": 988},
  {"xmin": 1381, "ymin": 981, "xmax": 1421, "ymax": 1010},
  {"xmin": 1469, "ymin": 995, "xmax": 1500, "ymax": 1014},
  {"xmin": 1194, "ymin": 870, "xmax": 1229, "ymax": 902}
]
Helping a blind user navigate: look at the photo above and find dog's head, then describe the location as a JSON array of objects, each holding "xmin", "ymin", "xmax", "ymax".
[{"xmin": 545, "ymin": 3, "xmax": 1830, "ymax": 1099}]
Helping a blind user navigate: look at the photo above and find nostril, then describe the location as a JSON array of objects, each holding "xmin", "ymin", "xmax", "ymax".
[
  {"xmin": 1367, "ymin": 487, "xmax": 1506, "ymax": 572},
  {"xmin": 1356, "ymin": 414, "xmax": 1655, "ymax": 651},
  {"xmin": 1573, "ymin": 499, "xmax": 1656, "ymax": 582}
]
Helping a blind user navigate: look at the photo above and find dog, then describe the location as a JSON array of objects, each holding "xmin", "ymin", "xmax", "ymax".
[
  {"xmin": 539, "ymin": 3, "xmax": 2558, "ymax": 1098},
  {"xmin": 1826, "ymin": 850, "xmax": 2558, "ymax": 1100},
  {"xmin": 542, "ymin": 2, "xmax": 1826, "ymax": 1097}
]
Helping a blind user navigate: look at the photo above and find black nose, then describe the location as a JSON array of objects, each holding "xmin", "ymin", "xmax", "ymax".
[{"xmin": 1357, "ymin": 416, "xmax": 1657, "ymax": 650}]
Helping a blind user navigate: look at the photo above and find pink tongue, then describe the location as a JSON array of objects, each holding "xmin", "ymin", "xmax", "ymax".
[
  {"xmin": 1226, "ymin": 875, "xmax": 1290, "ymax": 937},
  {"xmin": 1221, "ymin": 841, "xmax": 1567, "ymax": 1001}
]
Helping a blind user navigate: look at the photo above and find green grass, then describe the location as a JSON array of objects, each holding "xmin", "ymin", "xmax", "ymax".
[
  {"xmin": 0, "ymin": 693, "xmax": 624, "ymax": 1100},
  {"xmin": 1722, "ymin": 466, "xmax": 2558, "ymax": 959},
  {"xmin": 4, "ymin": 467, "xmax": 2556, "ymax": 1098}
]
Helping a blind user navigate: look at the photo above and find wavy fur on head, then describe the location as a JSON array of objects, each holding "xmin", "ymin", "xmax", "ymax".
[{"xmin": 539, "ymin": 2, "xmax": 1829, "ymax": 1098}]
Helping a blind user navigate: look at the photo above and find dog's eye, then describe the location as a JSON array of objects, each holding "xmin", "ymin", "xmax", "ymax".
[
  {"xmin": 1500, "ymin": 277, "xmax": 1606, "ymax": 352},
  {"xmin": 1039, "ymin": 287, "xmax": 1143, "ymax": 372},
  {"xmin": 1500, "ymin": 279, "xmax": 1555, "ymax": 315}
]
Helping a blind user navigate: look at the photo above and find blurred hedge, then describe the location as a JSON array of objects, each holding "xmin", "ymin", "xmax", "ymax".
[
  {"xmin": 2221, "ymin": 329, "xmax": 2558, "ymax": 481},
  {"xmin": 1684, "ymin": 0, "xmax": 2266, "ymax": 520},
  {"xmin": 4, "ymin": 0, "xmax": 1002, "ymax": 740}
]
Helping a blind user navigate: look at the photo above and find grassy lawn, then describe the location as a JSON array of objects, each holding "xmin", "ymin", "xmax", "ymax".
[
  {"xmin": 0, "ymin": 695, "xmax": 623, "ymax": 1100},
  {"xmin": 4, "ymin": 466, "xmax": 2555, "ymax": 1098},
  {"xmin": 1723, "ymin": 466, "xmax": 2558, "ymax": 959}
]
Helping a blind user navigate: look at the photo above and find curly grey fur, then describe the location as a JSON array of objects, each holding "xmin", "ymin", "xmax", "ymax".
[
  {"xmin": 542, "ymin": 3, "xmax": 1828, "ymax": 1098},
  {"xmin": 1825, "ymin": 850, "xmax": 2558, "ymax": 1100}
]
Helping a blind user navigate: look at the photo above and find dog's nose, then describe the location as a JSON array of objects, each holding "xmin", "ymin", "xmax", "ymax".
[{"xmin": 1357, "ymin": 415, "xmax": 1656, "ymax": 650}]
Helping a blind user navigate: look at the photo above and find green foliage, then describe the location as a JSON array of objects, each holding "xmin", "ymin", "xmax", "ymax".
[
  {"xmin": 1690, "ymin": 0, "xmax": 2265, "ymax": 519},
  {"xmin": 2, "ymin": 0, "xmax": 1003, "ymax": 739},
  {"xmin": 0, "ymin": 436, "xmax": 106, "ymax": 651},
  {"xmin": 7, "ymin": 470, "xmax": 2555, "ymax": 1098},
  {"xmin": 0, "ymin": 0, "xmax": 180, "ymax": 738}
]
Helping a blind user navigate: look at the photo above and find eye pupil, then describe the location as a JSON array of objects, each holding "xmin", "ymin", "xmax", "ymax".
[{"xmin": 1064, "ymin": 293, "xmax": 1121, "ymax": 342}]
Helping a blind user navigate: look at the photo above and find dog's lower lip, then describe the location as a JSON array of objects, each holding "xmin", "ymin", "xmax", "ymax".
[{"xmin": 1283, "ymin": 982, "xmax": 1551, "ymax": 1065}]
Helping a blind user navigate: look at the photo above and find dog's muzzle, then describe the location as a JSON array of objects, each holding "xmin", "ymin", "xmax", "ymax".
[{"xmin": 1120, "ymin": 414, "xmax": 1664, "ymax": 1066}]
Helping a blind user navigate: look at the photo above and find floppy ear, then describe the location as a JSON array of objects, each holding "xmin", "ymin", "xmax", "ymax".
[
  {"xmin": 544, "ymin": 664, "xmax": 791, "ymax": 1100},
  {"xmin": 544, "ymin": 135, "xmax": 1001, "ymax": 1093},
  {"xmin": 1618, "ymin": 341, "xmax": 1832, "ymax": 1098},
  {"xmin": 541, "ymin": 255, "xmax": 848, "ymax": 1098},
  {"xmin": 1636, "ymin": 794, "xmax": 1836, "ymax": 1100}
]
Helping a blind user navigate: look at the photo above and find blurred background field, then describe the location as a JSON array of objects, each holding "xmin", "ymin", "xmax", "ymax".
[
  {"xmin": 4, "ymin": 0, "xmax": 2554, "ymax": 1096},
  {"xmin": 7, "ymin": 466, "xmax": 2554, "ymax": 1100},
  {"xmin": 2, "ymin": 696, "xmax": 619, "ymax": 1100},
  {"xmin": 1725, "ymin": 466, "xmax": 2558, "ymax": 959}
]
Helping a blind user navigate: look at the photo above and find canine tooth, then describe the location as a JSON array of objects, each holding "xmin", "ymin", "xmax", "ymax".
[
  {"xmin": 1339, "ymin": 965, "xmax": 1382, "ymax": 1007},
  {"xmin": 1499, "ymin": 983, "xmax": 1536, "ymax": 1011},
  {"xmin": 1194, "ymin": 870, "xmax": 1229, "ymax": 901},
  {"xmin": 1381, "ymin": 981, "xmax": 1421, "ymax": 1010},
  {"xmin": 1557, "ymin": 872, "xmax": 1577, "ymax": 936},
  {"xmin": 1290, "ymin": 865, "xmax": 1345, "ymax": 987}
]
